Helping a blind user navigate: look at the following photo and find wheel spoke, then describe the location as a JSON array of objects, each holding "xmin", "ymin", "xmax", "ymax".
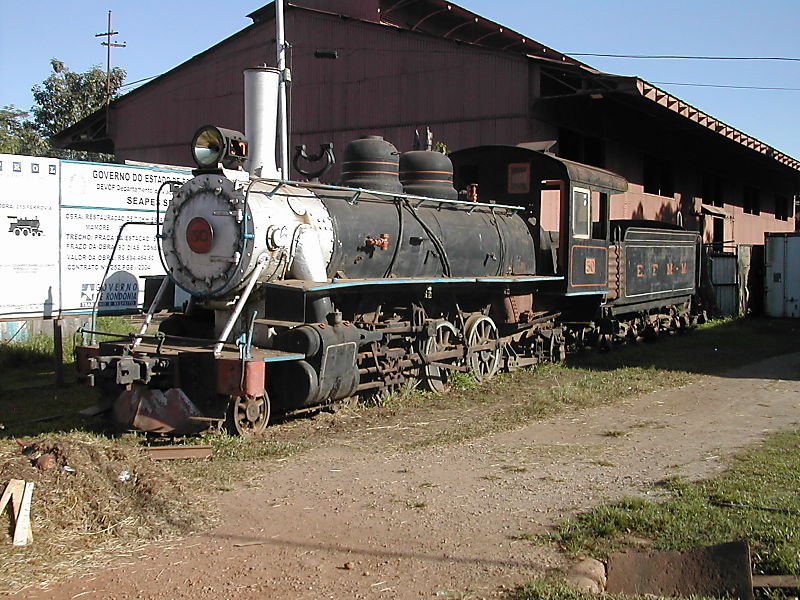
[
  {"xmin": 226, "ymin": 393, "xmax": 270, "ymax": 436},
  {"xmin": 422, "ymin": 321, "xmax": 459, "ymax": 393},
  {"xmin": 465, "ymin": 315, "xmax": 500, "ymax": 382}
]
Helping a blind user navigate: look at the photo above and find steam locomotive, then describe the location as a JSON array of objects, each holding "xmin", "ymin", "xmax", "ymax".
[{"xmin": 75, "ymin": 69, "xmax": 701, "ymax": 436}]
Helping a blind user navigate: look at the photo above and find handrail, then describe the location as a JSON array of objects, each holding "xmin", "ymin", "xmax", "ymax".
[
  {"xmin": 250, "ymin": 176, "xmax": 525, "ymax": 214},
  {"xmin": 89, "ymin": 220, "xmax": 158, "ymax": 344}
]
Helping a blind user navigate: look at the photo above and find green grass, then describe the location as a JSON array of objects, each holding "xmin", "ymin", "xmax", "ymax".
[
  {"xmin": 504, "ymin": 578, "xmax": 717, "ymax": 600},
  {"xmin": 169, "ymin": 433, "xmax": 305, "ymax": 490},
  {"xmin": 547, "ymin": 429, "xmax": 800, "ymax": 576},
  {"xmin": 506, "ymin": 579, "xmax": 619, "ymax": 600},
  {"xmin": 0, "ymin": 316, "xmax": 137, "ymax": 393}
]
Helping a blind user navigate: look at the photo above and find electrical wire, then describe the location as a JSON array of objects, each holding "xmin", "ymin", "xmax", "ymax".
[
  {"xmin": 566, "ymin": 53, "xmax": 800, "ymax": 62},
  {"xmin": 118, "ymin": 75, "xmax": 158, "ymax": 89},
  {"xmin": 651, "ymin": 81, "xmax": 800, "ymax": 91}
]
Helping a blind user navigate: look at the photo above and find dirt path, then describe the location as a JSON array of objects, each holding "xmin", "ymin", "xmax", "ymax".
[{"xmin": 24, "ymin": 353, "xmax": 800, "ymax": 600}]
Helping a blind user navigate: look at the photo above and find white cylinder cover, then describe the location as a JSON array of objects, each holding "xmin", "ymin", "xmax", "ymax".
[
  {"xmin": 244, "ymin": 67, "xmax": 281, "ymax": 179},
  {"xmin": 161, "ymin": 174, "xmax": 334, "ymax": 297}
]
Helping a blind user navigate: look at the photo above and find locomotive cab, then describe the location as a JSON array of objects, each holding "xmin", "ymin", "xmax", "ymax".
[{"xmin": 450, "ymin": 144, "xmax": 628, "ymax": 295}]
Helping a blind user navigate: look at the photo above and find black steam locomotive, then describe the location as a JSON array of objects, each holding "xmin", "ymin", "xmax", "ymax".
[{"xmin": 76, "ymin": 133, "xmax": 700, "ymax": 436}]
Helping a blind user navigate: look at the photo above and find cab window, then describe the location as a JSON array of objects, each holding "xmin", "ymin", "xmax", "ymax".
[{"xmin": 572, "ymin": 187, "xmax": 591, "ymax": 239}]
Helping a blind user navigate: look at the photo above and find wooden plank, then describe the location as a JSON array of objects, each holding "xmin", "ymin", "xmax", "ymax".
[
  {"xmin": 752, "ymin": 575, "xmax": 800, "ymax": 588},
  {"xmin": 0, "ymin": 479, "xmax": 24, "ymax": 516},
  {"xmin": 12, "ymin": 481, "xmax": 34, "ymax": 546}
]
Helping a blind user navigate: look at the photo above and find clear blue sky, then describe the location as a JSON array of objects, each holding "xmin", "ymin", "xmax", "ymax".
[{"xmin": 1, "ymin": 1, "xmax": 798, "ymax": 158}]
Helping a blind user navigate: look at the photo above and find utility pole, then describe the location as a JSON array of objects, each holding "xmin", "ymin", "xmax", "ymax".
[{"xmin": 95, "ymin": 11, "xmax": 126, "ymax": 106}]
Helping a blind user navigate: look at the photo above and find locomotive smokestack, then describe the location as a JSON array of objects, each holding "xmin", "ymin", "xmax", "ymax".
[{"xmin": 244, "ymin": 66, "xmax": 281, "ymax": 179}]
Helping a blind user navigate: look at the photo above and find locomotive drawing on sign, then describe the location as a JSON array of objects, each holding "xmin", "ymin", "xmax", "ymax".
[
  {"xmin": 75, "ymin": 67, "xmax": 702, "ymax": 436},
  {"xmin": 7, "ymin": 216, "xmax": 42, "ymax": 236}
]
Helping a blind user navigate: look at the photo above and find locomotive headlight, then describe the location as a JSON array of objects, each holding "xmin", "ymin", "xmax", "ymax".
[{"xmin": 191, "ymin": 125, "xmax": 248, "ymax": 169}]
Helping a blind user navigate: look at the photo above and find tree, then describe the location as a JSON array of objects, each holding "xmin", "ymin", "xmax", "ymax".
[
  {"xmin": 0, "ymin": 59, "xmax": 125, "ymax": 160},
  {"xmin": 0, "ymin": 106, "xmax": 47, "ymax": 155},
  {"xmin": 32, "ymin": 58, "xmax": 125, "ymax": 140}
]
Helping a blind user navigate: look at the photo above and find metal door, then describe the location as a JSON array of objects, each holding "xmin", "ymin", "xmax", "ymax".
[
  {"xmin": 765, "ymin": 233, "xmax": 800, "ymax": 317},
  {"xmin": 707, "ymin": 251, "xmax": 738, "ymax": 316}
]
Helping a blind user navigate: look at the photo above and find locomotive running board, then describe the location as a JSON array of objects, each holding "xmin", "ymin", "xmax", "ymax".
[{"xmin": 261, "ymin": 274, "xmax": 564, "ymax": 292}]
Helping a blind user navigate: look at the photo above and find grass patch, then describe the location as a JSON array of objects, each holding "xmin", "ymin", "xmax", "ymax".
[
  {"xmin": 172, "ymin": 434, "xmax": 304, "ymax": 490},
  {"xmin": 569, "ymin": 317, "xmax": 800, "ymax": 375},
  {"xmin": 506, "ymin": 578, "xmax": 617, "ymax": 600},
  {"xmin": 503, "ymin": 577, "xmax": 717, "ymax": 600},
  {"xmin": 377, "ymin": 318, "xmax": 799, "ymax": 450},
  {"xmin": 602, "ymin": 430, "xmax": 627, "ymax": 438},
  {"xmin": 0, "ymin": 317, "xmax": 135, "ymax": 371},
  {"xmin": 548, "ymin": 429, "xmax": 800, "ymax": 575}
]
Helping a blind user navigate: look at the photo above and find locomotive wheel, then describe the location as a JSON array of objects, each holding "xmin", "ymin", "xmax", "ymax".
[
  {"xmin": 422, "ymin": 320, "xmax": 459, "ymax": 393},
  {"xmin": 464, "ymin": 315, "xmax": 501, "ymax": 382},
  {"xmin": 225, "ymin": 392, "xmax": 270, "ymax": 436},
  {"xmin": 22, "ymin": 229, "xmax": 29, "ymax": 236},
  {"xmin": 14, "ymin": 229, "xmax": 20, "ymax": 236}
]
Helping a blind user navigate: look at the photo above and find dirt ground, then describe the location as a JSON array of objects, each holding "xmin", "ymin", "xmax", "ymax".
[{"xmin": 21, "ymin": 352, "xmax": 800, "ymax": 600}]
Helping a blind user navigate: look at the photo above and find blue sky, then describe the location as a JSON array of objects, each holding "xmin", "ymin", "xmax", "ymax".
[{"xmin": 1, "ymin": 1, "xmax": 798, "ymax": 158}]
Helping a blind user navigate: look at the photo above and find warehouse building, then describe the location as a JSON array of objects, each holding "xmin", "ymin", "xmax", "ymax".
[{"xmin": 55, "ymin": 0, "xmax": 798, "ymax": 252}]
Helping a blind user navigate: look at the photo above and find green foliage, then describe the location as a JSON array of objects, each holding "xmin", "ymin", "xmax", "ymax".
[
  {"xmin": 0, "ymin": 105, "xmax": 47, "ymax": 155},
  {"xmin": 32, "ymin": 59, "xmax": 124, "ymax": 139},
  {"xmin": 0, "ymin": 58, "xmax": 125, "ymax": 161},
  {"xmin": 549, "ymin": 430, "xmax": 800, "ymax": 576}
]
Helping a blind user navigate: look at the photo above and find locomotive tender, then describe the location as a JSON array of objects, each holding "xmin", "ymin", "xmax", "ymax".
[{"xmin": 76, "ymin": 67, "xmax": 701, "ymax": 436}]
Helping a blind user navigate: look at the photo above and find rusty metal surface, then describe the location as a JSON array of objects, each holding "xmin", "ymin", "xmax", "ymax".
[
  {"xmin": 606, "ymin": 541, "xmax": 754, "ymax": 600},
  {"xmin": 143, "ymin": 445, "xmax": 213, "ymax": 460},
  {"xmin": 216, "ymin": 358, "xmax": 266, "ymax": 397},
  {"xmin": 113, "ymin": 387, "xmax": 204, "ymax": 434}
]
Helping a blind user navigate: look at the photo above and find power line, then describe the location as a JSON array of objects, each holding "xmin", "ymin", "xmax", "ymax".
[
  {"xmin": 119, "ymin": 75, "xmax": 158, "ymax": 89},
  {"xmin": 567, "ymin": 52, "xmax": 800, "ymax": 62},
  {"xmin": 652, "ymin": 80, "xmax": 800, "ymax": 91}
]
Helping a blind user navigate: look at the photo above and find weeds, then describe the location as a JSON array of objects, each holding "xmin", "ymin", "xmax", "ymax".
[
  {"xmin": 602, "ymin": 430, "xmax": 627, "ymax": 438},
  {"xmin": 0, "ymin": 316, "xmax": 134, "ymax": 369}
]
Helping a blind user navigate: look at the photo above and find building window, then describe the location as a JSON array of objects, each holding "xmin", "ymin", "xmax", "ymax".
[
  {"xmin": 743, "ymin": 186, "xmax": 760, "ymax": 215},
  {"xmin": 775, "ymin": 195, "xmax": 789, "ymax": 221},
  {"xmin": 643, "ymin": 156, "xmax": 674, "ymax": 197},
  {"xmin": 702, "ymin": 172, "xmax": 724, "ymax": 207}
]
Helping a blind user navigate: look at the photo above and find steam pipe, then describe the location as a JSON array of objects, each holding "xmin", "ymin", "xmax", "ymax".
[
  {"xmin": 213, "ymin": 254, "xmax": 268, "ymax": 355},
  {"xmin": 276, "ymin": 0, "xmax": 289, "ymax": 178},
  {"xmin": 133, "ymin": 275, "xmax": 170, "ymax": 348}
]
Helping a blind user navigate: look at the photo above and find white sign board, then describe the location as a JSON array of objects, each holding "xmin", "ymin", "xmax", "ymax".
[
  {"xmin": 59, "ymin": 161, "xmax": 191, "ymax": 314},
  {"xmin": 0, "ymin": 154, "xmax": 61, "ymax": 319}
]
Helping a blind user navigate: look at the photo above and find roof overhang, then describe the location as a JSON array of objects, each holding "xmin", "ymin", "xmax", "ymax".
[
  {"xmin": 451, "ymin": 144, "xmax": 629, "ymax": 195},
  {"xmin": 51, "ymin": 108, "xmax": 114, "ymax": 153},
  {"xmin": 701, "ymin": 204, "xmax": 732, "ymax": 219},
  {"xmin": 630, "ymin": 79, "xmax": 800, "ymax": 172},
  {"xmin": 535, "ymin": 61, "xmax": 800, "ymax": 173}
]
